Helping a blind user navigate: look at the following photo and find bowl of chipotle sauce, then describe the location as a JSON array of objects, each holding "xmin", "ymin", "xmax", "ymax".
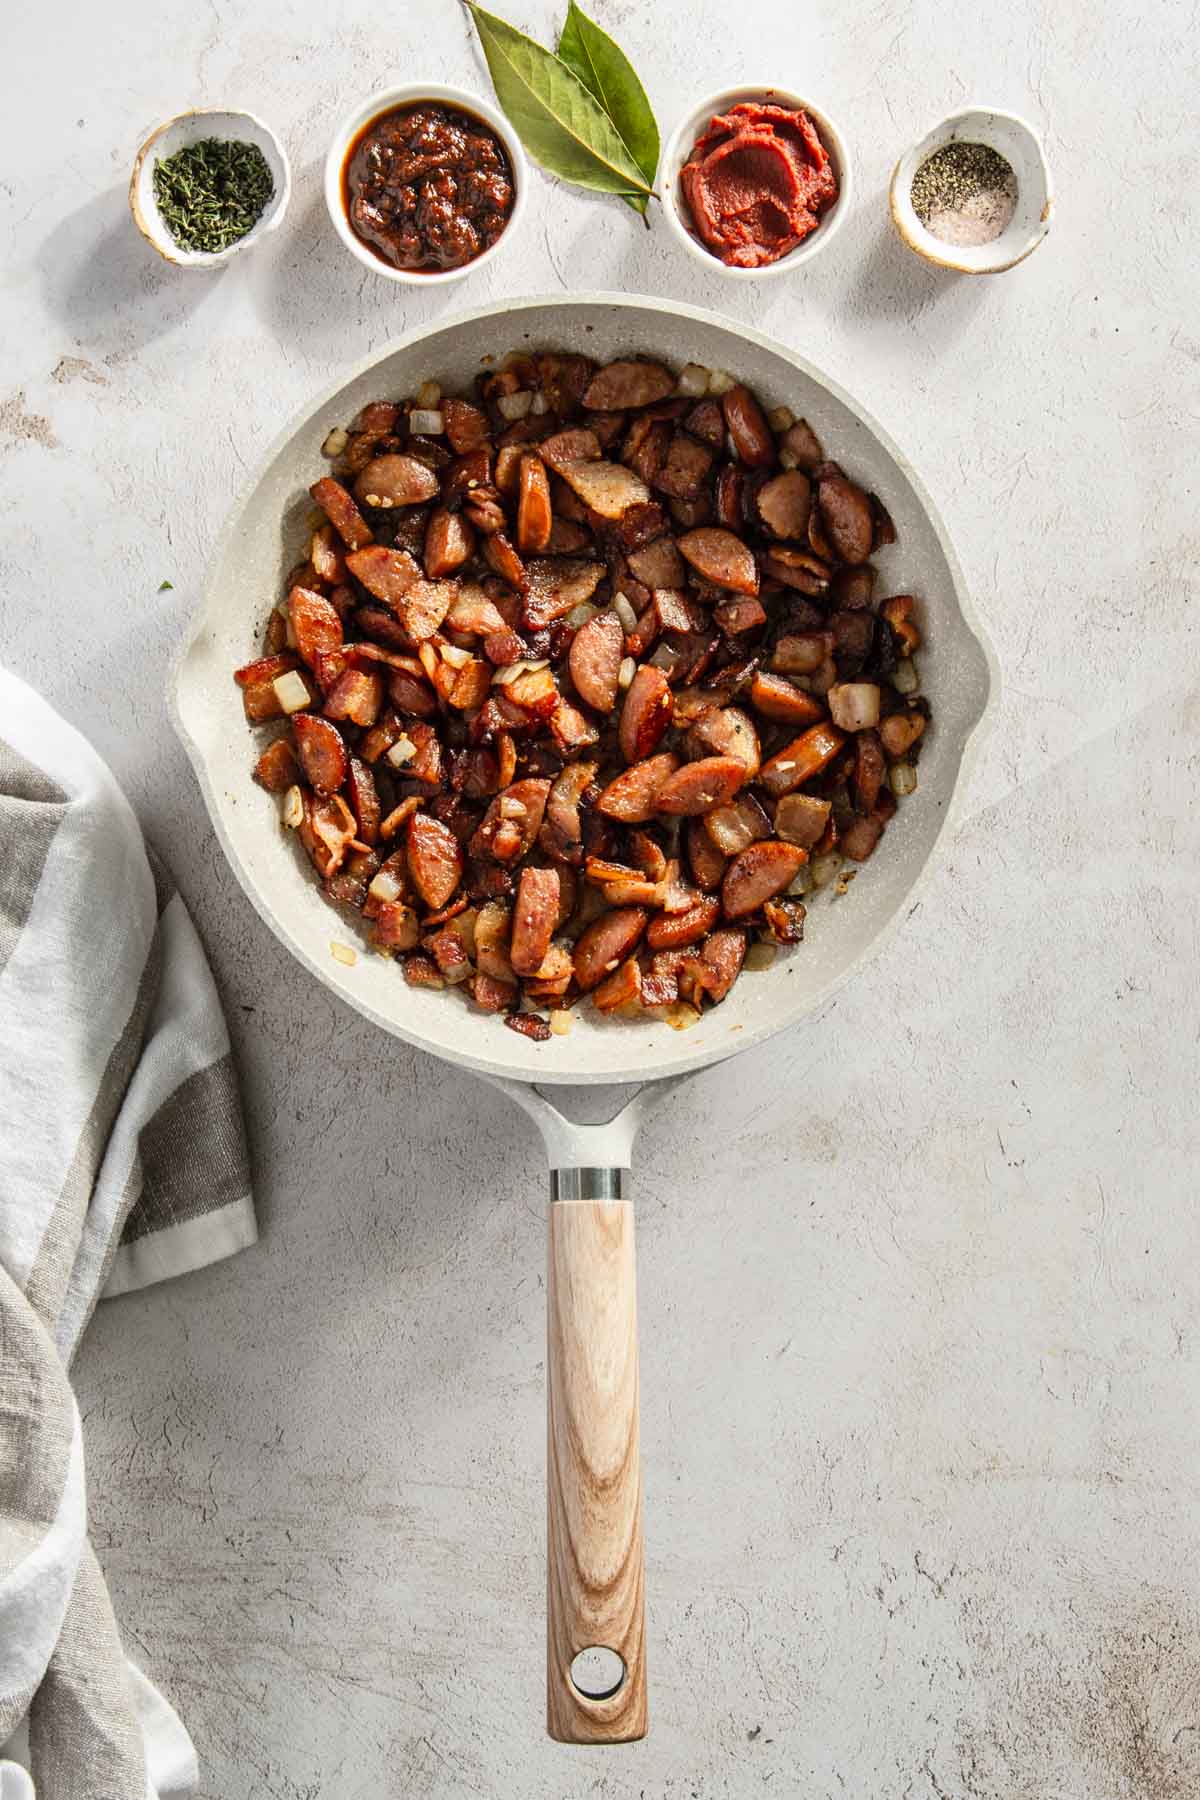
[
  {"xmin": 663, "ymin": 85, "xmax": 851, "ymax": 278},
  {"xmin": 325, "ymin": 84, "xmax": 526, "ymax": 284}
]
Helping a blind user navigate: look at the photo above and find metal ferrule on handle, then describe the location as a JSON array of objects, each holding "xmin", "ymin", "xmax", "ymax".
[{"xmin": 550, "ymin": 1167, "xmax": 628, "ymax": 1203}]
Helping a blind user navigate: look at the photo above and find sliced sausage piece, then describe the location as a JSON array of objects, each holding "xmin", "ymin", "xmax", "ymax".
[
  {"xmin": 750, "ymin": 671, "xmax": 825, "ymax": 726},
  {"xmin": 555, "ymin": 459, "xmax": 651, "ymax": 520},
  {"xmin": 703, "ymin": 793, "xmax": 772, "ymax": 856},
  {"xmin": 817, "ymin": 474, "xmax": 874, "ymax": 564},
  {"xmin": 721, "ymin": 385, "xmax": 775, "ymax": 467},
  {"xmin": 678, "ymin": 528, "xmax": 760, "ymax": 596},
  {"xmin": 655, "ymin": 755, "xmax": 747, "ymax": 816},
  {"xmin": 345, "ymin": 756, "xmax": 381, "ymax": 843},
  {"xmin": 761, "ymin": 546, "xmax": 831, "ymax": 596},
  {"xmin": 582, "ymin": 360, "xmax": 675, "ymax": 411},
  {"xmin": 722, "ymin": 841, "xmax": 807, "ymax": 919},
  {"xmin": 841, "ymin": 813, "xmax": 885, "ymax": 862},
  {"xmin": 516, "ymin": 454, "xmax": 553, "ymax": 553},
  {"xmin": 853, "ymin": 730, "xmax": 886, "ymax": 812},
  {"xmin": 591, "ymin": 956, "xmax": 643, "ymax": 1013},
  {"xmin": 522, "ymin": 557, "xmax": 606, "ymax": 630},
  {"xmin": 510, "ymin": 866, "xmax": 560, "ymax": 976},
  {"xmin": 572, "ymin": 906, "xmax": 650, "ymax": 991},
  {"xmin": 756, "ymin": 470, "xmax": 812, "ymax": 539},
  {"xmin": 618, "ymin": 665, "xmax": 674, "ymax": 763},
  {"xmin": 481, "ymin": 531, "xmax": 526, "ymax": 590},
  {"xmin": 469, "ymin": 778, "xmax": 552, "ymax": 864},
  {"xmin": 686, "ymin": 817, "xmax": 727, "ymax": 891},
  {"xmin": 396, "ymin": 577, "xmax": 457, "ymax": 642},
  {"xmin": 654, "ymin": 433, "xmax": 715, "ymax": 501},
  {"xmin": 646, "ymin": 894, "xmax": 721, "ymax": 950},
  {"xmin": 780, "ymin": 418, "xmax": 824, "ymax": 470},
  {"xmin": 686, "ymin": 705, "xmax": 760, "ymax": 776},
  {"xmin": 444, "ymin": 584, "xmax": 508, "ymax": 638},
  {"xmin": 569, "ymin": 610, "xmax": 624, "ymax": 713},
  {"xmin": 713, "ymin": 597, "xmax": 766, "ymax": 636},
  {"xmin": 596, "ymin": 752, "xmax": 681, "ymax": 823},
  {"xmin": 292, "ymin": 714, "xmax": 349, "ymax": 796},
  {"xmin": 354, "ymin": 455, "xmax": 440, "ymax": 510},
  {"xmin": 539, "ymin": 427, "xmax": 602, "ymax": 471},
  {"xmin": 626, "ymin": 534, "xmax": 686, "ymax": 589},
  {"xmin": 424, "ymin": 507, "xmax": 475, "ymax": 577},
  {"xmin": 310, "ymin": 477, "xmax": 373, "ymax": 550},
  {"xmin": 346, "ymin": 545, "xmax": 422, "ymax": 607},
  {"xmin": 407, "ymin": 812, "xmax": 463, "ymax": 910},
  {"xmin": 759, "ymin": 723, "xmax": 847, "ymax": 797},
  {"xmin": 370, "ymin": 901, "xmax": 420, "ymax": 952},
  {"xmin": 472, "ymin": 970, "xmax": 518, "ymax": 1013},
  {"xmin": 541, "ymin": 759, "xmax": 598, "ymax": 864},
  {"xmin": 288, "ymin": 587, "xmax": 344, "ymax": 667}
]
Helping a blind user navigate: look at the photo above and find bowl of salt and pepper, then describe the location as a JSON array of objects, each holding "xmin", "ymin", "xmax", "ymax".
[{"xmin": 890, "ymin": 106, "xmax": 1051, "ymax": 273}]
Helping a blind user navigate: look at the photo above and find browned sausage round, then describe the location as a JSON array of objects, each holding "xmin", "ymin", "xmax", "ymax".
[
  {"xmin": 685, "ymin": 705, "xmax": 760, "ymax": 775},
  {"xmin": 721, "ymin": 385, "xmax": 775, "ymax": 467},
  {"xmin": 721, "ymin": 841, "xmax": 807, "ymax": 918},
  {"xmin": 655, "ymin": 755, "xmax": 747, "ymax": 816},
  {"xmin": 510, "ymin": 866, "xmax": 560, "ymax": 976},
  {"xmin": 749, "ymin": 672, "xmax": 825, "ymax": 726},
  {"xmin": 677, "ymin": 527, "xmax": 759, "ymax": 595},
  {"xmin": 572, "ymin": 906, "xmax": 650, "ymax": 991},
  {"xmin": 756, "ymin": 470, "xmax": 812, "ymax": 539},
  {"xmin": 354, "ymin": 455, "xmax": 440, "ymax": 509},
  {"xmin": 817, "ymin": 475, "xmax": 874, "ymax": 564},
  {"xmin": 407, "ymin": 812, "xmax": 463, "ymax": 910},
  {"xmin": 516, "ymin": 454, "xmax": 553, "ymax": 553},
  {"xmin": 595, "ymin": 752, "xmax": 680, "ymax": 823},
  {"xmin": 618, "ymin": 665, "xmax": 674, "ymax": 763},
  {"xmin": 568, "ymin": 610, "xmax": 624, "ymax": 713},
  {"xmin": 424, "ymin": 507, "xmax": 475, "ymax": 577},
  {"xmin": 645, "ymin": 894, "xmax": 721, "ymax": 950},
  {"xmin": 686, "ymin": 817, "xmax": 728, "ymax": 891},
  {"xmin": 582, "ymin": 360, "xmax": 675, "ymax": 411},
  {"xmin": 289, "ymin": 587, "xmax": 344, "ymax": 667},
  {"xmin": 292, "ymin": 714, "xmax": 348, "ymax": 796}
]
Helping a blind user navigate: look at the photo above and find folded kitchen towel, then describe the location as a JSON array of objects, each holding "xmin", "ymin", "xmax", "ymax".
[{"xmin": 0, "ymin": 665, "xmax": 256, "ymax": 1798}]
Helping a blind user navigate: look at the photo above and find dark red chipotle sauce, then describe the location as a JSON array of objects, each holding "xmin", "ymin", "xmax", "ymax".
[{"xmin": 342, "ymin": 103, "xmax": 515, "ymax": 273}]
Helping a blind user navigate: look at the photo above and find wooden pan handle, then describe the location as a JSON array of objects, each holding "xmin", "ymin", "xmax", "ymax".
[{"xmin": 546, "ymin": 1175, "xmax": 647, "ymax": 1743}]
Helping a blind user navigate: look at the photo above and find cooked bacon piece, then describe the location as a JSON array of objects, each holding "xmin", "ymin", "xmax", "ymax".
[
  {"xmin": 582, "ymin": 360, "xmax": 675, "ymax": 411},
  {"xmin": 253, "ymin": 736, "xmax": 299, "ymax": 793},
  {"xmin": 323, "ymin": 667, "xmax": 384, "ymax": 727},
  {"xmin": 469, "ymin": 779, "xmax": 551, "ymax": 864},
  {"xmin": 679, "ymin": 928, "xmax": 746, "ymax": 1004}
]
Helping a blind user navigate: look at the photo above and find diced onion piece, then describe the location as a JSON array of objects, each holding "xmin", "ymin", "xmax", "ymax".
[
  {"xmin": 321, "ymin": 426, "xmax": 348, "ymax": 457},
  {"xmin": 493, "ymin": 658, "xmax": 549, "ymax": 685},
  {"xmin": 707, "ymin": 368, "xmax": 735, "ymax": 396},
  {"xmin": 828, "ymin": 682, "xmax": 881, "ymax": 731},
  {"xmin": 889, "ymin": 761, "xmax": 918, "ymax": 797},
  {"xmin": 676, "ymin": 362, "xmax": 710, "ymax": 397},
  {"xmin": 810, "ymin": 852, "xmax": 842, "ymax": 889},
  {"xmin": 767, "ymin": 405, "xmax": 795, "ymax": 432},
  {"xmin": 408, "ymin": 408, "xmax": 444, "ymax": 436},
  {"xmin": 779, "ymin": 445, "xmax": 800, "ymax": 471},
  {"xmin": 330, "ymin": 941, "xmax": 357, "ymax": 967},
  {"xmin": 664, "ymin": 1001, "xmax": 701, "ymax": 1031},
  {"xmin": 530, "ymin": 390, "xmax": 550, "ymax": 415},
  {"xmin": 418, "ymin": 641, "xmax": 440, "ymax": 680},
  {"xmin": 892, "ymin": 658, "xmax": 920, "ymax": 695},
  {"xmin": 496, "ymin": 389, "xmax": 534, "ymax": 421},
  {"xmin": 786, "ymin": 865, "xmax": 813, "ymax": 896},
  {"xmin": 617, "ymin": 656, "xmax": 636, "ymax": 690},
  {"xmin": 649, "ymin": 642, "xmax": 679, "ymax": 671},
  {"xmin": 272, "ymin": 670, "xmax": 311, "ymax": 714},
  {"xmin": 386, "ymin": 736, "xmax": 417, "ymax": 767},
  {"xmin": 368, "ymin": 865, "xmax": 406, "ymax": 902},
  {"xmin": 744, "ymin": 940, "xmax": 777, "ymax": 971},
  {"xmin": 415, "ymin": 380, "xmax": 442, "ymax": 409},
  {"xmin": 549, "ymin": 1008, "xmax": 572, "ymax": 1035},
  {"xmin": 281, "ymin": 785, "xmax": 305, "ymax": 829},
  {"xmin": 499, "ymin": 796, "xmax": 527, "ymax": 819},
  {"xmin": 613, "ymin": 593, "xmax": 638, "ymax": 634},
  {"xmin": 566, "ymin": 601, "xmax": 598, "ymax": 628},
  {"xmin": 439, "ymin": 642, "xmax": 471, "ymax": 668}
]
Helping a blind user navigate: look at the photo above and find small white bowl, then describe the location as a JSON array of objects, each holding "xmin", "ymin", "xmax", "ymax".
[
  {"xmin": 324, "ymin": 84, "xmax": 528, "ymax": 286},
  {"xmin": 661, "ymin": 85, "xmax": 851, "ymax": 280},
  {"xmin": 129, "ymin": 109, "xmax": 290, "ymax": 268},
  {"xmin": 890, "ymin": 107, "xmax": 1052, "ymax": 274}
]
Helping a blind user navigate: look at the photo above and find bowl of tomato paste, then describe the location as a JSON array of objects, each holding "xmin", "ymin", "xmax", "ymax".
[{"xmin": 663, "ymin": 86, "xmax": 851, "ymax": 278}]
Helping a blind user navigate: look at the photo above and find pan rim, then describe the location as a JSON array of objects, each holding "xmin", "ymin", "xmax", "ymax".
[{"xmin": 170, "ymin": 291, "xmax": 1000, "ymax": 1087}]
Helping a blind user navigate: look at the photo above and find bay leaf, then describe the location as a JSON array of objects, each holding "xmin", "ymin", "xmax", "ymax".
[
  {"xmin": 466, "ymin": 4, "xmax": 652, "ymax": 199},
  {"xmin": 557, "ymin": 0, "xmax": 659, "ymax": 195}
]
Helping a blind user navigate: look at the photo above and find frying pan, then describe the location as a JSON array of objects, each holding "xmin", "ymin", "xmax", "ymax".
[{"xmin": 170, "ymin": 293, "xmax": 997, "ymax": 1743}]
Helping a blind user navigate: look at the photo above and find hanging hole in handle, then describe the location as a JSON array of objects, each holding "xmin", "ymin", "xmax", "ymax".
[{"xmin": 569, "ymin": 1645, "xmax": 626, "ymax": 1700}]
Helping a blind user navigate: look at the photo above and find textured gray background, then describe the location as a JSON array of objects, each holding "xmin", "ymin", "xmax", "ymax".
[{"xmin": 3, "ymin": 0, "xmax": 1199, "ymax": 1794}]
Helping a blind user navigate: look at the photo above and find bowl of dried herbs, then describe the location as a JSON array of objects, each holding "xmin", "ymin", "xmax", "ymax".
[{"xmin": 130, "ymin": 109, "xmax": 291, "ymax": 267}]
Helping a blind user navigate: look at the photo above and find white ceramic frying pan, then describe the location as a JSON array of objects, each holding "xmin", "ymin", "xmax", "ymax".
[{"xmin": 170, "ymin": 294, "xmax": 997, "ymax": 1743}]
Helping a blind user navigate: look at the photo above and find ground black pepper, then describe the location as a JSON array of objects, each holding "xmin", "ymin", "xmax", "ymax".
[{"xmin": 910, "ymin": 141, "xmax": 1017, "ymax": 248}]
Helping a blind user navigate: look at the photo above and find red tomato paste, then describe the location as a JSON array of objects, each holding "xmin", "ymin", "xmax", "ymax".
[{"xmin": 679, "ymin": 102, "xmax": 838, "ymax": 268}]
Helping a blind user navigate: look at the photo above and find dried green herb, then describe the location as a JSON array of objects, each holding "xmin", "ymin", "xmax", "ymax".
[
  {"xmin": 465, "ymin": 3, "xmax": 655, "ymax": 212},
  {"xmin": 152, "ymin": 138, "xmax": 274, "ymax": 254},
  {"xmin": 158, "ymin": 579, "xmax": 174, "ymax": 591}
]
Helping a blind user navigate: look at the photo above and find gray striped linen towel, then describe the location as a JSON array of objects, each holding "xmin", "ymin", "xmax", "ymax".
[{"xmin": 0, "ymin": 665, "xmax": 256, "ymax": 1799}]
